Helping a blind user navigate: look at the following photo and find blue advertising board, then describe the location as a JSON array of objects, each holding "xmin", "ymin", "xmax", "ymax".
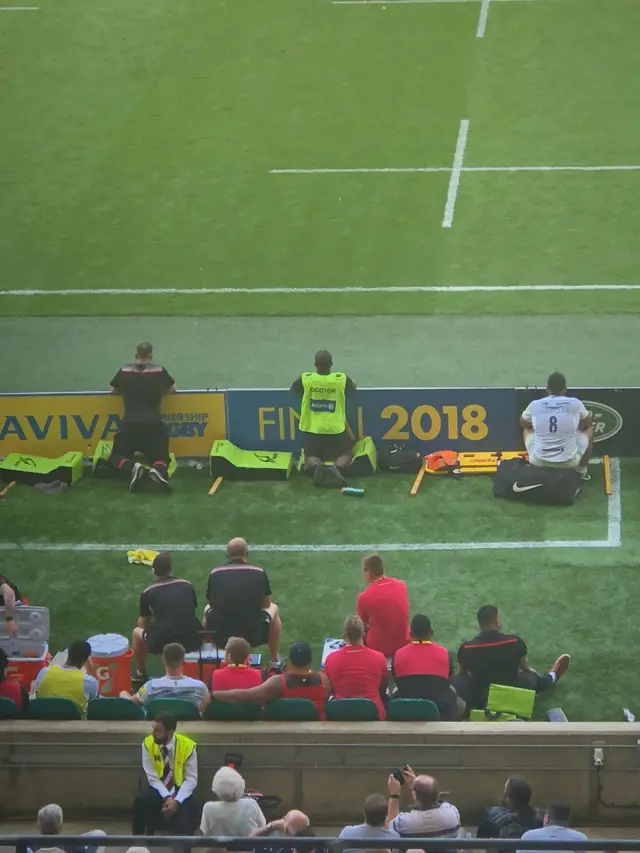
[{"xmin": 226, "ymin": 388, "xmax": 518, "ymax": 453}]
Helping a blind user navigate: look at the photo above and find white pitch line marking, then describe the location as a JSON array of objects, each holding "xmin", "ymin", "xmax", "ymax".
[
  {"xmin": 333, "ymin": 0, "xmax": 536, "ymax": 5},
  {"xmin": 476, "ymin": 0, "xmax": 490, "ymax": 35},
  {"xmin": 608, "ymin": 457, "xmax": 621, "ymax": 546},
  {"xmin": 270, "ymin": 164, "xmax": 640, "ymax": 175},
  {"xmin": 442, "ymin": 119, "xmax": 469, "ymax": 228},
  {"xmin": 0, "ymin": 539, "xmax": 614, "ymax": 553},
  {"xmin": 2, "ymin": 285, "xmax": 640, "ymax": 296},
  {"xmin": 0, "ymin": 5, "xmax": 39, "ymax": 8}
]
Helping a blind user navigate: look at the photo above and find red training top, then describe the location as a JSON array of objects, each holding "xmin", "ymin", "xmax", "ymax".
[
  {"xmin": 393, "ymin": 641, "xmax": 450, "ymax": 678},
  {"xmin": 280, "ymin": 672, "xmax": 327, "ymax": 720},
  {"xmin": 324, "ymin": 644, "xmax": 388, "ymax": 719},
  {"xmin": 0, "ymin": 678, "xmax": 24, "ymax": 712},
  {"xmin": 211, "ymin": 665, "xmax": 263, "ymax": 691},
  {"xmin": 357, "ymin": 576, "xmax": 410, "ymax": 657}
]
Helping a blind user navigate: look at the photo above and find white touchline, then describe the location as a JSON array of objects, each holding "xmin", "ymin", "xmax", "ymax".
[
  {"xmin": 0, "ymin": 539, "xmax": 614, "ymax": 553},
  {"xmin": 442, "ymin": 119, "xmax": 470, "ymax": 228},
  {"xmin": 476, "ymin": 0, "xmax": 490, "ymax": 36},
  {"xmin": 0, "ymin": 5, "xmax": 39, "ymax": 8},
  {"xmin": 608, "ymin": 457, "xmax": 621, "ymax": 546},
  {"xmin": 2, "ymin": 285, "xmax": 640, "ymax": 296},
  {"xmin": 270, "ymin": 164, "xmax": 640, "ymax": 174}
]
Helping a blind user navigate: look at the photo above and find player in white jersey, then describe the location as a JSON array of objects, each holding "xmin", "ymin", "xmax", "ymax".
[{"xmin": 520, "ymin": 372, "xmax": 593, "ymax": 481}]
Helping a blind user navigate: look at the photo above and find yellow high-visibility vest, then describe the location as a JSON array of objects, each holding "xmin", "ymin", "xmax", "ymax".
[
  {"xmin": 143, "ymin": 733, "xmax": 196, "ymax": 787},
  {"xmin": 299, "ymin": 372, "xmax": 347, "ymax": 435}
]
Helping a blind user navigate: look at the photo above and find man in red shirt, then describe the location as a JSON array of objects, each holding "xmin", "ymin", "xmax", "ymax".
[
  {"xmin": 357, "ymin": 554, "xmax": 409, "ymax": 657},
  {"xmin": 392, "ymin": 614, "xmax": 464, "ymax": 721},
  {"xmin": 210, "ymin": 637, "xmax": 264, "ymax": 691},
  {"xmin": 324, "ymin": 615, "xmax": 388, "ymax": 719}
]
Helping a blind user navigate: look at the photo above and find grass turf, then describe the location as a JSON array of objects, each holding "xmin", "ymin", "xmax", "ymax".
[
  {"xmin": 2, "ymin": 0, "xmax": 640, "ymax": 316},
  {"xmin": 3, "ymin": 462, "xmax": 638, "ymax": 722}
]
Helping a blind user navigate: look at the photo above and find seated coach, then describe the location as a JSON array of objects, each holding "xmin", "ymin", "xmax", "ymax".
[
  {"xmin": 204, "ymin": 538, "xmax": 282, "ymax": 667},
  {"xmin": 133, "ymin": 553, "xmax": 202, "ymax": 680}
]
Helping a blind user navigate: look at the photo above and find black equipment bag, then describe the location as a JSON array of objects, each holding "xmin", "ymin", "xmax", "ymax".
[
  {"xmin": 378, "ymin": 443, "xmax": 423, "ymax": 473},
  {"xmin": 493, "ymin": 458, "xmax": 581, "ymax": 506}
]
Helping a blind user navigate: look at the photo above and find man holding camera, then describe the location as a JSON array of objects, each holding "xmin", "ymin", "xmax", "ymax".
[{"xmin": 386, "ymin": 766, "xmax": 463, "ymax": 840}]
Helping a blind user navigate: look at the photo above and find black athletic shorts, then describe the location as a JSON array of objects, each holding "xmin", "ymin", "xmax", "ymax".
[
  {"xmin": 206, "ymin": 610, "xmax": 272, "ymax": 649},
  {"xmin": 143, "ymin": 625, "xmax": 201, "ymax": 655},
  {"xmin": 303, "ymin": 431, "xmax": 353, "ymax": 462}
]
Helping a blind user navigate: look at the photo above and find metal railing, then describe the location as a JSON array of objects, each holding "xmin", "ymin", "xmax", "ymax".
[{"xmin": 6, "ymin": 837, "xmax": 640, "ymax": 853}]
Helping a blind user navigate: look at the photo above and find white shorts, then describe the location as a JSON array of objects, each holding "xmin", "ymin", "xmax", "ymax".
[{"xmin": 525, "ymin": 431, "xmax": 590, "ymax": 468}]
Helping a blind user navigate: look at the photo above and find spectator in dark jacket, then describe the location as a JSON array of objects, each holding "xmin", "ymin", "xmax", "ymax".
[{"xmin": 477, "ymin": 777, "xmax": 544, "ymax": 839}]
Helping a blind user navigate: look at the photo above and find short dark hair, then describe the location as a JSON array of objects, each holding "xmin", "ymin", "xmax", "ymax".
[
  {"xmin": 153, "ymin": 552, "xmax": 172, "ymax": 576},
  {"xmin": 506, "ymin": 776, "xmax": 532, "ymax": 809},
  {"xmin": 289, "ymin": 641, "xmax": 313, "ymax": 668},
  {"xmin": 136, "ymin": 342, "xmax": 153, "ymax": 359},
  {"xmin": 363, "ymin": 793, "xmax": 388, "ymax": 827},
  {"xmin": 314, "ymin": 349, "xmax": 332, "ymax": 370},
  {"xmin": 547, "ymin": 372, "xmax": 567, "ymax": 395},
  {"xmin": 162, "ymin": 643, "xmax": 185, "ymax": 668},
  {"xmin": 547, "ymin": 799, "xmax": 571, "ymax": 823},
  {"xmin": 155, "ymin": 713, "xmax": 177, "ymax": 734},
  {"xmin": 363, "ymin": 553, "xmax": 385, "ymax": 578},
  {"xmin": 477, "ymin": 604, "xmax": 499, "ymax": 628},
  {"xmin": 67, "ymin": 640, "xmax": 91, "ymax": 669},
  {"xmin": 411, "ymin": 614, "xmax": 432, "ymax": 639}
]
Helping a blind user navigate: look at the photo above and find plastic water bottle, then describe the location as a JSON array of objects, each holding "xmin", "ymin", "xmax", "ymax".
[
  {"xmin": 341, "ymin": 487, "xmax": 364, "ymax": 497},
  {"xmin": 623, "ymin": 708, "xmax": 635, "ymax": 722}
]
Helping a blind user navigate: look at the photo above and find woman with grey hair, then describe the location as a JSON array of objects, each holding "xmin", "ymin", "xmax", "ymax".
[
  {"xmin": 200, "ymin": 766, "xmax": 266, "ymax": 846},
  {"xmin": 29, "ymin": 804, "xmax": 106, "ymax": 853}
]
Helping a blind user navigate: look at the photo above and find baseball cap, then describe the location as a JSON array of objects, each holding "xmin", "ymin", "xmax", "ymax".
[{"xmin": 288, "ymin": 641, "xmax": 313, "ymax": 667}]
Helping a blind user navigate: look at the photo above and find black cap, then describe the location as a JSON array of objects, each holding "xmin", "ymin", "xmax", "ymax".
[{"xmin": 289, "ymin": 641, "xmax": 313, "ymax": 667}]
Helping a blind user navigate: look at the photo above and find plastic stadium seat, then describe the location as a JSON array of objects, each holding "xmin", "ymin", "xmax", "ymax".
[
  {"xmin": 325, "ymin": 698, "xmax": 379, "ymax": 721},
  {"xmin": 29, "ymin": 698, "xmax": 82, "ymax": 720},
  {"xmin": 0, "ymin": 697, "xmax": 20, "ymax": 719},
  {"xmin": 386, "ymin": 698, "xmax": 440, "ymax": 721},
  {"xmin": 204, "ymin": 701, "xmax": 263, "ymax": 721},
  {"xmin": 145, "ymin": 698, "xmax": 201, "ymax": 721},
  {"xmin": 87, "ymin": 698, "xmax": 145, "ymax": 721},
  {"xmin": 264, "ymin": 699, "xmax": 320, "ymax": 721}
]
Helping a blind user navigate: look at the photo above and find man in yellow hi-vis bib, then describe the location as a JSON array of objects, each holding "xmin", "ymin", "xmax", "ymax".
[{"xmin": 291, "ymin": 350, "xmax": 357, "ymax": 487}]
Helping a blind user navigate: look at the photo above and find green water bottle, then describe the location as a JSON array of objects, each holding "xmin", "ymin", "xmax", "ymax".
[{"xmin": 341, "ymin": 487, "xmax": 364, "ymax": 497}]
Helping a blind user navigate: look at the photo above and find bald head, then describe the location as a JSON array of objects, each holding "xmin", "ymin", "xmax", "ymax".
[
  {"xmin": 227, "ymin": 537, "xmax": 249, "ymax": 560},
  {"xmin": 284, "ymin": 810, "xmax": 310, "ymax": 836},
  {"xmin": 412, "ymin": 775, "xmax": 439, "ymax": 808}
]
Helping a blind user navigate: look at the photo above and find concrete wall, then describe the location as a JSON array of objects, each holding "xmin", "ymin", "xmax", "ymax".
[{"xmin": 1, "ymin": 721, "xmax": 640, "ymax": 824}]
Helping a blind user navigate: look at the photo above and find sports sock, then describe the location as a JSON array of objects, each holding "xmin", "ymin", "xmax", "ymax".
[{"xmin": 548, "ymin": 672, "xmax": 558, "ymax": 683}]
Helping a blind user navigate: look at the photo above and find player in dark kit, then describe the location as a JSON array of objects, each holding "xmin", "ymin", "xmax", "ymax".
[{"xmin": 108, "ymin": 342, "xmax": 175, "ymax": 493}]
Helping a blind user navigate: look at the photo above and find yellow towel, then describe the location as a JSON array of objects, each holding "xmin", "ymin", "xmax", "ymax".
[{"xmin": 127, "ymin": 548, "xmax": 160, "ymax": 567}]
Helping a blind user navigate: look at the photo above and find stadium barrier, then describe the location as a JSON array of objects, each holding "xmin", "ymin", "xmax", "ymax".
[
  {"xmin": 5, "ymin": 837, "xmax": 640, "ymax": 853},
  {"xmin": 0, "ymin": 387, "xmax": 637, "ymax": 458}
]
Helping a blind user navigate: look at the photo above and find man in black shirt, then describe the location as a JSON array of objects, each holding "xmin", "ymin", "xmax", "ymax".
[
  {"xmin": 204, "ymin": 537, "xmax": 282, "ymax": 666},
  {"xmin": 0, "ymin": 574, "xmax": 26, "ymax": 638},
  {"xmin": 132, "ymin": 553, "xmax": 201, "ymax": 678},
  {"xmin": 108, "ymin": 342, "xmax": 175, "ymax": 493},
  {"xmin": 477, "ymin": 776, "xmax": 543, "ymax": 839},
  {"xmin": 454, "ymin": 605, "xmax": 570, "ymax": 709}
]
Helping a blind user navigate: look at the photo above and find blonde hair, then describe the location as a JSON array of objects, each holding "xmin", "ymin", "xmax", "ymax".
[{"xmin": 344, "ymin": 615, "xmax": 365, "ymax": 644}]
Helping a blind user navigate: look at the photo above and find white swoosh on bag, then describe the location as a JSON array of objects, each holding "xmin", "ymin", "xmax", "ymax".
[{"xmin": 512, "ymin": 482, "xmax": 544, "ymax": 493}]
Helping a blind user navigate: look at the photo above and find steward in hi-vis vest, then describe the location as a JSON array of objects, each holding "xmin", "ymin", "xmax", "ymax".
[
  {"xmin": 133, "ymin": 714, "xmax": 200, "ymax": 836},
  {"xmin": 291, "ymin": 349, "xmax": 357, "ymax": 488}
]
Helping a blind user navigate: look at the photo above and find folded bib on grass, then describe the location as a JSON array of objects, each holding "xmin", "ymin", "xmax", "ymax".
[
  {"xmin": 0, "ymin": 452, "xmax": 83, "ymax": 486},
  {"xmin": 209, "ymin": 439, "xmax": 293, "ymax": 480},
  {"xmin": 127, "ymin": 549, "xmax": 160, "ymax": 567}
]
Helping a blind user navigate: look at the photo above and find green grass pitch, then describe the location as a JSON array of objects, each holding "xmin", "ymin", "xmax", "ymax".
[
  {"xmin": 1, "ymin": 0, "xmax": 640, "ymax": 722},
  {"xmin": 2, "ymin": 461, "xmax": 637, "ymax": 722}
]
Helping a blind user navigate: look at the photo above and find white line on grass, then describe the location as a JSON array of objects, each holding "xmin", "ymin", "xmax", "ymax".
[
  {"xmin": 608, "ymin": 457, "xmax": 621, "ymax": 546},
  {"xmin": 333, "ymin": 0, "xmax": 536, "ymax": 5},
  {"xmin": 476, "ymin": 0, "xmax": 490, "ymax": 35},
  {"xmin": 0, "ymin": 539, "xmax": 614, "ymax": 553},
  {"xmin": 270, "ymin": 164, "xmax": 640, "ymax": 174},
  {"xmin": 442, "ymin": 119, "xmax": 470, "ymax": 228},
  {"xmin": 2, "ymin": 285, "xmax": 640, "ymax": 296},
  {"xmin": 0, "ymin": 5, "xmax": 39, "ymax": 8}
]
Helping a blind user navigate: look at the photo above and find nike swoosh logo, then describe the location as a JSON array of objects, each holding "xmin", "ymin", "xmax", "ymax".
[{"xmin": 512, "ymin": 483, "xmax": 544, "ymax": 493}]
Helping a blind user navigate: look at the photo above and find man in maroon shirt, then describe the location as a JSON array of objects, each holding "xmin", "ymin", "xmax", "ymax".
[
  {"xmin": 357, "ymin": 554, "xmax": 410, "ymax": 657},
  {"xmin": 324, "ymin": 615, "xmax": 388, "ymax": 719}
]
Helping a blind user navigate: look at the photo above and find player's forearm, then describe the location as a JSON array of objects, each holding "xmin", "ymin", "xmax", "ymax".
[{"xmin": 2, "ymin": 586, "xmax": 16, "ymax": 620}]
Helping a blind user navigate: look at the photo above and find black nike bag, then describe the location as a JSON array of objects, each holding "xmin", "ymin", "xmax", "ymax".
[
  {"xmin": 493, "ymin": 458, "xmax": 581, "ymax": 506},
  {"xmin": 378, "ymin": 443, "xmax": 423, "ymax": 473}
]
